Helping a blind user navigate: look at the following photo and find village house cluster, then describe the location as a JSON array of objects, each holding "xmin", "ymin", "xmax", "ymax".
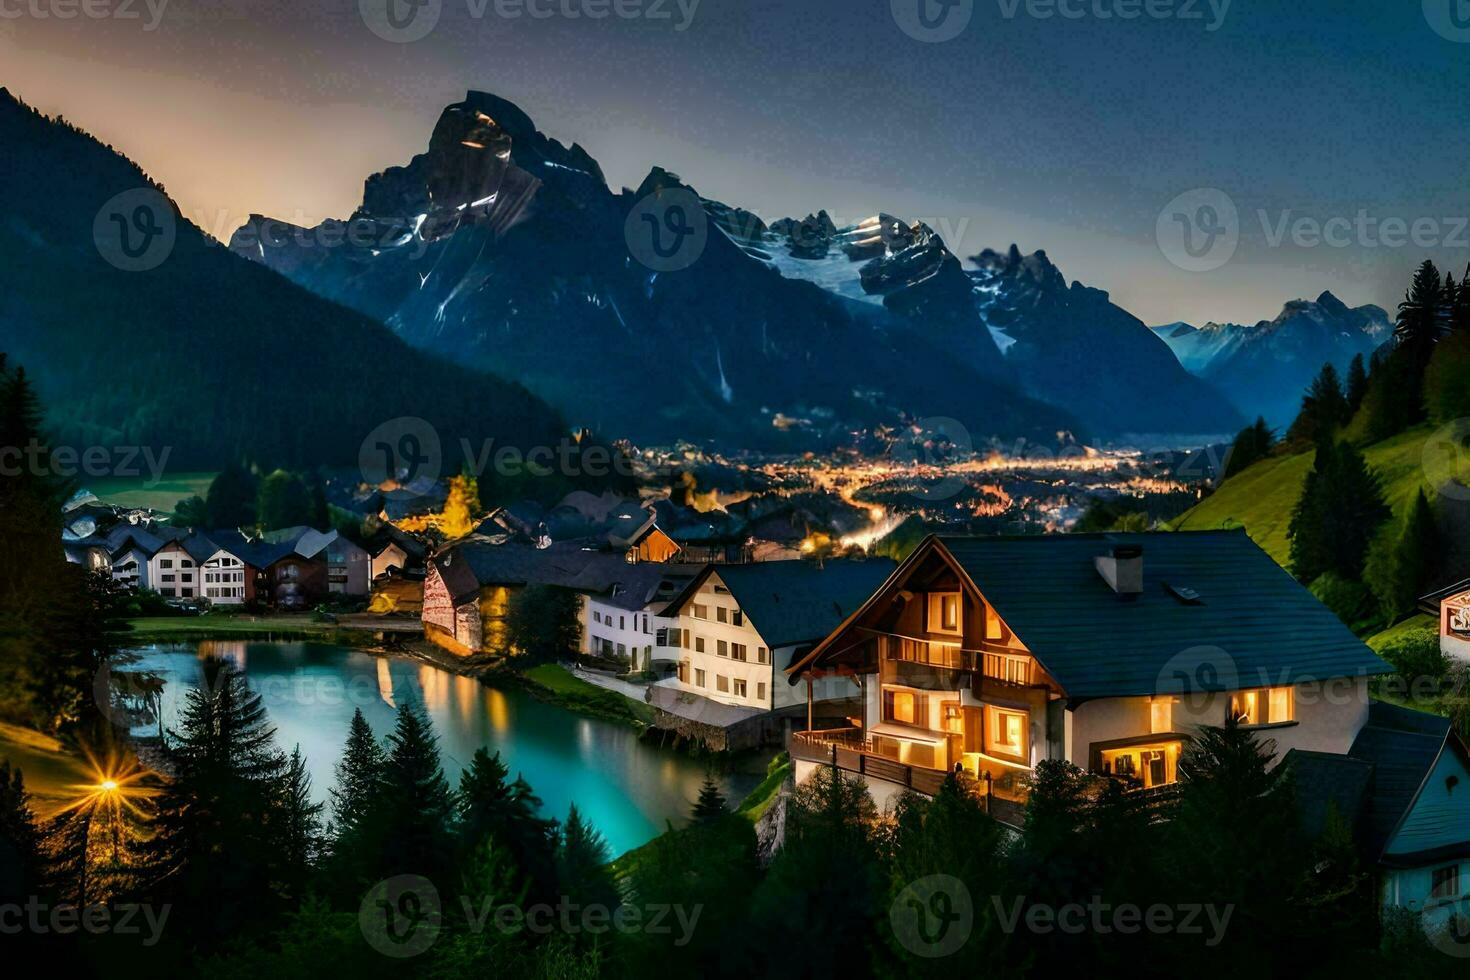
[
  {"xmin": 427, "ymin": 517, "xmax": 1470, "ymax": 925},
  {"xmin": 62, "ymin": 480, "xmax": 1470, "ymax": 928},
  {"xmin": 60, "ymin": 491, "xmax": 425, "ymax": 609}
]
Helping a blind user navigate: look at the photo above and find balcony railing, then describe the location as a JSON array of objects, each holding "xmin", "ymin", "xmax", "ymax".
[
  {"xmin": 789, "ymin": 729, "xmax": 1031, "ymax": 824},
  {"xmin": 878, "ymin": 633, "xmax": 1037, "ymax": 687}
]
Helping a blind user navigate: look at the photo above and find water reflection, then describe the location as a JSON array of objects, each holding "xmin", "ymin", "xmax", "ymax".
[{"xmin": 128, "ymin": 641, "xmax": 766, "ymax": 855}]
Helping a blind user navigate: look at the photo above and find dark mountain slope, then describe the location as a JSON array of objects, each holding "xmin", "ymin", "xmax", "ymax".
[
  {"xmin": 0, "ymin": 88, "xmax": 566, "ymax": 480},
  {"xmin": 230, "ymin": 91, "xmax": 1081, "ymax": 450}
]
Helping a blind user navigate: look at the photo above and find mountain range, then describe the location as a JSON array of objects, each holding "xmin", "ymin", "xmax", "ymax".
[
  {"xmin": 1150, "ymin": 292, "xmax": 1392, "ymax": 430},
  {"xmin": 228, "ymin": 90, "xmax": 1243, "ymax": 449},
  {"xmin": 0, "ymin": 88, "xmax": 568, "ymax": 483}
]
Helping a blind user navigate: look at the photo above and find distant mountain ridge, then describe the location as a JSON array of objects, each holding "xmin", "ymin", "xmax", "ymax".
[
  {"xmin": 1151, "ymin": 291, "xmax": 1391, "ymax": 429},
  {"xmin": 0, "ymin": 87, "xmax": 567, "ymax": 476},
  {"xmin": 230, "ymin": 90, "xmax": 1243, "ymax": 448}
]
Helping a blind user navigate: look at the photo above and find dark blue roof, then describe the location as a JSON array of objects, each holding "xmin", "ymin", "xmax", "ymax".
[
  {"xmin": 936, "ymin": 530, "xmax": 1390, "ymax": 698},
  {"xmin": 1349, "ymin": 700, "xmax": 1454, "ymax": 859},
  {"xmin": 1284, "ymin": 749, "xmax": 1373, "ymax": 845},
  {"xmin": 674, "ymin": 558, "xmax": 897, "ymax": 650}
]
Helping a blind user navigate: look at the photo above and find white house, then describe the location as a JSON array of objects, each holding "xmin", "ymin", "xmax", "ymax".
[
  {"xmin": 658, "ymin": 558, "xmax": 895, "ymax": 714},
  {"xmin": 148, "ymin": 536, "xmax": 207, "ymax": 600},
  {"xmin": 198, "ymin": 541, "xmax": 250, "ymax": 605},
  {"xmin": 580, "ymin": 568, "xmax": 692, "ymax": 671}
]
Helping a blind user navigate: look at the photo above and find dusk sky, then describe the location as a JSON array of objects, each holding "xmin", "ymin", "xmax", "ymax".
[{"xmin": 5, "ymin": 0, "xmax": 1470, "ymax": 325}]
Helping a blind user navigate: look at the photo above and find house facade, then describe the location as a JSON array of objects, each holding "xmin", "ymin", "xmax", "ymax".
[
  {"xmin": 198, "ymin": 543, "xmax": 251, "ymax": 605},
  {"xmin": 787, "ymin": 532, "xmax": 1390, "ymax": 822},
  {"xmin": 148, "ymin": 538, "xmax": 204, "ymax": 599},
  {"xmin": 423, "ymin": 537, "xmax": 692, "ymax": 658},
  {"xmin": 1349, "ymin": 702, "xmax": 1470, "ymax": 924},
  {"xmin": 659, "ymin": 559, "xmax": 896, "ymax": 714}
]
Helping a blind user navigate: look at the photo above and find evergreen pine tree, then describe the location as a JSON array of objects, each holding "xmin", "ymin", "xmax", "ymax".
[
  {"xmin": 1344, "ymin": 354, "xmax": 1369, "ymax": 415},
  {"xmin": 1365, "ymin": 489, "xmax": 1439, "ymax": 623},
  {"xmin": 376, "ymin": 702, "xmax": 455, "ymax": 883},
  {"xmin": 1322, "ymin": 440, "xmax": 1392, "ymax": 580},
  {"xmin": 138, "ymin": 656, "xmax": 288, "ymax": 938},
  {"xmin": 1396, "ymin": 259, "xmax": 1449, "ymax": 357},
  {"xmin": 1285, "ymin": 363, "xmax": 1349, "ymax": 446},
  {"xmin": 0, "ymin": 761, "xmax": 48, "ymax": 907},
  {"xmin": 555, "ymin": 803, "xmax": 619, "ymax": 914},
  {"xmin": 1454, "ymin": 263, "xmax": 1470, "ymax": 333},
  {"xmin": 1288, "ymin": 438, "xmax": 1390, "ymax": 584},
  {"xmin": 1223, "ymin": 416, "xmax": 1275, "ymax": 480},
  {"xmin": 328, "ymin": 707, "xmax": 385, "ymax": 838},
  {"xmin": 691, "ymin": 774, "xmax": 728, "ymax": 824},
  {"xmin": 1167, "ymin": 719, "xmax": 1310, "ymax": 969},
  {"xmin": 456, "ymin": 747, "xmax": 558, "ymax": 898},
  {"xmin": 274, "ymin": 745, "xmax": 323, "ymax": 901},
  {"xmin": 1288, "ymin": 438, "xmax": 1335, "ymax": 584}
]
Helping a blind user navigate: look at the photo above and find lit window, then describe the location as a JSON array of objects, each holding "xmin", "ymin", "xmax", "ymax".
[
  {"xmin": 885, "ymin": 689, "xmax": 918, "ymax": 725},
  {"xmin": 1150, "ymin": 698, "xmax": 1174, "ymax": 734},
  {"xmin": 984, "ymin": 604, "xmax": 1003, "ymax": 640},
  {"xmin": 928, "ymin": 592, "xmax": 962, "ymax": 635},
  {"xmin": 987, "ymin": 706, "xmax": 1027, "ymax": 760},
  {"xmin": 1230, "ymin": 686, "xmax": 1294, "ymax": 726}
]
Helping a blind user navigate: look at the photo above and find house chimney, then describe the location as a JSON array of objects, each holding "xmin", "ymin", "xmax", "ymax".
[{"xmin": 1095, "ymin": 544, "xmax": 1144, "ymax": 595}]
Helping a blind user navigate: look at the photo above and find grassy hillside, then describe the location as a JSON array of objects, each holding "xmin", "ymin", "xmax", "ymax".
[
  {"xmin": 88, "ymin": 472, "xmax": 216, "ymax": 512},
  {"xmin": 1170, "ymin": 426, "xmax": 1463, "ymax": 565}
]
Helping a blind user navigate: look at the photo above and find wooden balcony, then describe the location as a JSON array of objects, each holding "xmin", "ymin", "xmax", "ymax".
[
  {"xmin": 789, "ymin": 728, "xmax": 1030, "ymax": 826},
  {"xmin": 876, "ymin": 633, "xmax": 1039, "ymax": 687}
]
